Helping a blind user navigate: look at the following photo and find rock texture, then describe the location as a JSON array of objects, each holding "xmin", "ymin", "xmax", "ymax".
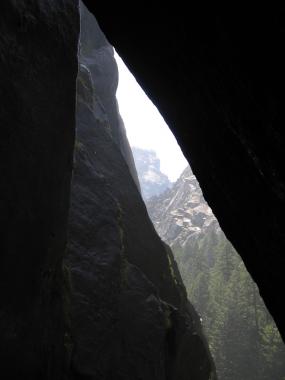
[
  {"xmin": 65, "ymin": 4, "xmax": 215, "ymax": 379},
  {"xmin": 79, "ymin": 2, "xmax": 140, "ymax": 191},
  {"xmin": 81, "ymin": 2, "xmax": 285, "ymax": 340},
  {"xmin": 0, "ymin": 1, "xmax": 79, "ymax": 379},
  {"xmin": 132, "ymin": 147, "xmax": 172, "ymax": 200},
  {"xmin": 147, "ymin": 167, "xmax": 217, "ymax": 246}
]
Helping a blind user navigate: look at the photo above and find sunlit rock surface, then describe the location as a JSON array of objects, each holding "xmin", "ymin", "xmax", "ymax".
[
  {"xmin": 132, "ymin": 147, "xmax": 172, "ymax": 200},
  {"xmin": 147, "ymin": 166, "xmax": 218, "ymax": 246}
]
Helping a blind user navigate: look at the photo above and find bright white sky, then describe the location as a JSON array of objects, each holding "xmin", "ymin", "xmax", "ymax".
[{"xmin": 115, "ymin": 52, "xmax": 188, "ymax": 182}]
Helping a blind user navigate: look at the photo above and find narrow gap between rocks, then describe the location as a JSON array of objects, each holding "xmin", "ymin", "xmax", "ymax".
[
  {"xmin": 77, "ymin": 2, "xmax": 285, "ymax": 379},
  {"xmin": 115, "ymin": 51, "xmax": 285, "ymax": 380}
]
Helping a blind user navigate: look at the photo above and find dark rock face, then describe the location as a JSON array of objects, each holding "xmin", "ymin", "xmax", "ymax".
[
  {"xmin": 66, "ymin": 5, "xmax": 215, "ymax": 379},
  {"xmin": 0, "ymin": 1, "xmax": 79, "ymax": 379},
  {"xmin": 132, "ymin": 147, "xmax": 172, "ymax": 200},
  {"xmin": 79, "ymin": 2, "xmax": 140, "ymax": 191},
  {"xmin": 81, "ymin": 2, "xmax": 285, "ymax": 340}
]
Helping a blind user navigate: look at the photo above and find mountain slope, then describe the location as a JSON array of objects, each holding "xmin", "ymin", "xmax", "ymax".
[
  {"xmin": 145, "ymin": 165, "xmax": 285, "ymax": 380},
  {"xmin": 132, "ymin": 147, "xmax": 172, "ymax": 200},
  {"xmin": 147, "ymin": 166, "xmax": 217, "ymax": 246}
]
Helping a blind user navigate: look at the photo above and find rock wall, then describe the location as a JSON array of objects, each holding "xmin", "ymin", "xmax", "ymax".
[
  {"xmin": 132, "ymin": 147, "xmax": 172, "ymax": 201},
  {"xmin": 0, "ymin": 1, "xmax": 79, "ymax": 379},
  {"xmin": 79, "ymin": 2, "xmax": 140, "ymax": 191},
  {"xmin": 65, "ymin": 5, "xmax": 215, "ymax": 379},
  {"xmin": 147, "ymin": 166, "xmax": 217, "ymax": 246},
  {"xmin": 81, "ymin": 2, "xmax": 285, "ymax": 340},
  {"xmin": 0, "ymin": 2, "xmax": 216, "ymax": 378}
]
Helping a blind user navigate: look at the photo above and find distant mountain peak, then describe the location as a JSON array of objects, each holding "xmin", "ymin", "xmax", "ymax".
[{"xmin": 132, "ymin": 147, "xmax": 172, "ymax": 200}]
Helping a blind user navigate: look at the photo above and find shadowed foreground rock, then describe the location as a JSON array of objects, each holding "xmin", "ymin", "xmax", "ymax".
[
  {"xmin": 0, "ymin": 1, "xmax": 79, "ymax": 379},
  {"xmin": 65, "ymin": 5, "xmax": 215, "ymax": 379}
]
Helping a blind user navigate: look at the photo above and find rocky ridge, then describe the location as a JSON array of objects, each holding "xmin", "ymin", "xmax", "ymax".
[
  {"xmin": 132, "ymin": 147, "xmax": 172, "ymax": 200},
  {"xmin": 147, "ymin": 166, "xmax": 218, "ymax": 247}
]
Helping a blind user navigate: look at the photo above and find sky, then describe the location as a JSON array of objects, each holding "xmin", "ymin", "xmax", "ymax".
[{"xmin": 115, "ymin": 52, "xmax": 188, "ymax": 182}]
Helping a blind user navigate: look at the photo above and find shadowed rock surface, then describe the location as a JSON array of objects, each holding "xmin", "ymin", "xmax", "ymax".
[
  {"xmin": 2, "ymin": 0, "xmax": 284, "ymax": 378},
  {"xmin": 0, "ymin": 1, "xmax": 79, "ymax": 379},
  {"xmin": 65, "ymin": 5, "xmax": 215, "ymax": 379},
  {"xmin": 81, "ymin": 2, "xmax": 285, "ymax": 340},
  {"xmin": 79, "ymin": 2, "xmax": 140, "ymax": 191}
]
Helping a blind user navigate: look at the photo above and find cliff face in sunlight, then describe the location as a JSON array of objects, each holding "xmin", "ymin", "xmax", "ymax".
[
  {"xmin": 147, "ymin": 166, "xmax": 217, "ymax": 245},
  {"xmin": 64, "ymin": 3, "xmax": 216, "ymax": 379},
  {"xmin": 132, "ymin": 147, "xmax": 172, "ymax": 201}
]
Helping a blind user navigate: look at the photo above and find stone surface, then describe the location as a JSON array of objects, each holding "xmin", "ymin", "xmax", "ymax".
[
  {"xmin": 147, "ymin": 166, "xmax": 218, "ymax": 246},
  {"xmin": 82, "ymin": 2, "xmax": 285, "ymax": 340},
  {"xmin": 79, "ymin": 2, "xmax": 140, "ymax": 191},
  {"xmin": 132, "ymin": 147, "xmax": 172, "ymax": 200},
  {"xmin": 65, "ymin": 5, "xmax": 215, "ymax": 379},
  {"xmin": 0, "ymin": 1, "xmax": 79, "ymax": 379}
]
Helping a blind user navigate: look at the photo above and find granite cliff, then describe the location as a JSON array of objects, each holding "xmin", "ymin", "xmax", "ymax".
[
  {"xmin": 1, "ymin": 1, "xmax": 284, "ymax": 378},
  {"xmin": 65, "ymin": 4, "xmax": 216, "ymax": 379},
  {"xmin": 132, "ymin": 147, "xmax": 172, "ymax": 200},
  {"xmin": 147, "ymin": 166, "xmax": 217, "ymax": 246}
]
